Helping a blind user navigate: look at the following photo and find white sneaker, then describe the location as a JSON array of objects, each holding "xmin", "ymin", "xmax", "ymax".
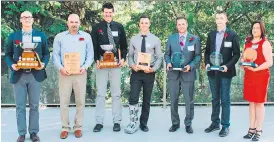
[{"xmin": 124, "ymin": 122, "xmax": 139, "ymax": 134}]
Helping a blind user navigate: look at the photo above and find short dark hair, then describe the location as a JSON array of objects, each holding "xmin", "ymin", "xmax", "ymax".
[
  {"xmin": 139, "ymin": 15, "xmax": 150, "ymax": 21},
  {"xmin": 216, "ymin": 6, "xmax": 228, "ymax": 17},
  {"xmin": 216, "ymin": 11, "xmax": 228, "ymax": 18},
  {"xmin": 250, "ymin": 20, "xmax": 266, "ymax": 39},
  {"xmin": 176, "ymin": 16, "xmax": 187, "ymax": 24},
  {"xmin": 102, "ymin": 2, "xmax": 114, "ymax": 12}
]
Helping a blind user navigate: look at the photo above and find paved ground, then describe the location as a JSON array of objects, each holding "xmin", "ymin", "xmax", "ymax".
[{"xmin": 1, "ymin": 106, "xmax": 274, "ymax": 142}]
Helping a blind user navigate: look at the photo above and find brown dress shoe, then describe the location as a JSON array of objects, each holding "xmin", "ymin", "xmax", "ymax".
[
  {"xmin": 60, "ymin": 131, "xmax": 68, "ymax": 139},
  {"xmin": 17, "ymin": 135, "xmax": 25, "ymax": 142},
  {"xmin": 74, "ymin": 130, "xmax": 82, "ymax": 138}
]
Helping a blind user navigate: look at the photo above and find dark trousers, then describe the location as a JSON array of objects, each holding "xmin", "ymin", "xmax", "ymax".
[
  {"xmin": 208, "ymin": 75, "xmax": 232, "ymax": 128},
  {"xmin": 128, "ymin": 70, "xmax": 155, "ymax": 126}
]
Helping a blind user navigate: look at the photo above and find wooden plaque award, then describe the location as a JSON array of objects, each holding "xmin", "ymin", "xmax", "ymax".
[
  {"xmin": 136, "ymin": 52, "xmax": 151, "ymax": 70},
  {"xmin": 64, "ymin": 53, "xmax": 80, "ymax": 74}
]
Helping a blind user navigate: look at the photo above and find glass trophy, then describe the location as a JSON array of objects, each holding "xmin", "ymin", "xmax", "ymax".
[
  {"xmin": 99, "ymin": 45, "xmax": 120, "ymax": 68},
  {"xmin": 16, "ymin": 42, "xmax": 42, "ymax": 69},
  {"xmin": 207, "ymin": 52, "xmax": 224, "ymax": 71},
  {"xmin": 239, "ymin": 45, "xmax": 258, "ymax": 68},
  {"xmin": 171, "ymin": 52, "xmax": 186, "ymax": 71}
]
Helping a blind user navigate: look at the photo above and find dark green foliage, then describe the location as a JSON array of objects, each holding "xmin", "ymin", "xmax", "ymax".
[{"xmin": 1, "ymin": 1, "xmax": 273, "ymax": 104}]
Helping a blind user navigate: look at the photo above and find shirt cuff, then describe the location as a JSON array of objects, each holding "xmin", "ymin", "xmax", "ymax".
[
  {"xmin": 57, "ymin": 64, "xmax": 63, "ymax": 71},
  {"xmin": 152, "ymin": 66, "xmax": 157, "ymax": 72}
]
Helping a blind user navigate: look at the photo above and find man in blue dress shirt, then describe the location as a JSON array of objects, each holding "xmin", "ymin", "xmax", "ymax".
[{"xmin": 53, "ymin": 14, "xmax": 94, "ymax": 139}]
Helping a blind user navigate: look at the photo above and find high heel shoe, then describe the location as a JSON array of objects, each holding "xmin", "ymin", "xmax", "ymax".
[
  {"xmin": 243, "ymin": 128, "xmax": 256, "ymax": 139},
  {"xmin": 252, "ymin": 130, "xmax": 263, "ymax": 141}
]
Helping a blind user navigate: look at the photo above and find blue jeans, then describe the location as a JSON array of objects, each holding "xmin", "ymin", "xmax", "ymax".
[{"xmin": 208, "ymin": 76, "xmax": 232, "ymax": 128}]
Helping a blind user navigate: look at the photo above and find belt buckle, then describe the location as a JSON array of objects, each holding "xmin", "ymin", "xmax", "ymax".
[{"xmin": 25, "ymin": 69, "xmax": 32, "ymax": 72}]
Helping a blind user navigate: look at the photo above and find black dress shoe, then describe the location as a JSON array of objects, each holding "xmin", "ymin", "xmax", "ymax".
[
  {"xmin": 219, "ymin": 127, "xmax": 229, "ymax": 137},
  {"xmin": 169, "ymin": 124, "xmax": 180, "ymax": 132},
  {"xmin": 204, "ymin": 124, "xmax": 220, "ymax": 133},
  {"xmin": 17, "ymin": 135, "xmax": 25, "ymax": 142},
  {"xmin": 185, "ymin": 126, "xmax": 193, "ymax": 134},
  {"xmin": 93, "ymin": 124, "xmax": 103, "ymax": 132},
  {"xmin": 30, "ymin": 133, "xmax": 40, "ymax": 142},
  {"xmin": 113, "ymin": 123, "xmax": 121, "ymax": 132},
  {"xmin": 140, "ymin": 124, "xmax": 149, "ymax": 132}
]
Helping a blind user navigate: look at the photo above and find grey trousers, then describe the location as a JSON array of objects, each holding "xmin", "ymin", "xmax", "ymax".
[
  {"xmin": 13, "ymin": 73, "xmax": 41, "ymax": 135},
  {"xmin": 168, "ymin": 77, "xmax": 195, "ymax": 126},
  {"xmin": 95, "ymin": 66, "xmax": 122, "ymax": 124}
]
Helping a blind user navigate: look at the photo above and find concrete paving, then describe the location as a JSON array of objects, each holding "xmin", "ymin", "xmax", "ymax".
[{"xmin": 1, "ymin": 106, "xmax": 274, "ymax": 142}]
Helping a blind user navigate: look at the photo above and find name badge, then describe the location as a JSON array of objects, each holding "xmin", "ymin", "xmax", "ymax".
[
  {"xmin": 187, "ymin": 45, "xmax": 194, "ymax": 51},
  {"xmin": 251, "ymin": 44, "xmax": 259, "ymax": 49},
  {"xmin": 224, "ymin": 42, "xmax": 232, "ymax": 48},
  {"xmin": 146, "ymin": 43, "xmax": 151, "ymax": 48},
  {"xmin": 33, "ymin": 36, "xmax": 41, "ymax": 42},
  {"xmin": 112, "ymin": 31, "xmax": 118, "ymax": 37}
]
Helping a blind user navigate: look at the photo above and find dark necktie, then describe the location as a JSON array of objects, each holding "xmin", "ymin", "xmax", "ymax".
[
  {"xmin": 107, "ymin": 23, "xmax": 116, "ymax": 52},
  {"xmin": 141, "ymin": 35, "xmax": 147, "ymax": 53}
]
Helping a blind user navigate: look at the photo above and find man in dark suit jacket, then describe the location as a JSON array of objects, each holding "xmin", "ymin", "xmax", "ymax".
[
  {"xmin": 5, "ymin": 11, "xmax": 49, "ymax": 142},
  {"xmin": 204, "ymin": 10, "xmax": 240, "ymax": 137},
  {"xmin": 165, "ymin": 16, "xmax": 201, "ymax": 134}
]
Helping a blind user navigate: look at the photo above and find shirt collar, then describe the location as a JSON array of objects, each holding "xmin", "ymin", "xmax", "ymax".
[
  {"xmin": 179, "ymin": 32, "xmax": 187, "ymax": 38},
  {"xmin": 22, "ymin": 29, "xmax": 32, "ymax": 35},
  {"xmin": 217, "ymin": 27, "xmax": 226, "ymax": 33},
  {"xmin": 65, "ymin": 30, "xmax": 82, "ymax": 35},
  {"xmin": 139, "ymin": 32, "xmax": 151, "ymax": 37},
  {"xmin": 103, "ymin": 20, "xmax": 114, "ymax": 26}
]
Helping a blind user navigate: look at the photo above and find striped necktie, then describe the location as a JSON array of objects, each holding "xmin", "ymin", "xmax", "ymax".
[{"xmin": 107, "ymin": 23, "xmax": 116, "ymax": 52}]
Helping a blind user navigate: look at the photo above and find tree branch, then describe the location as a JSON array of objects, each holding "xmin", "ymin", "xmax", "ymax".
[
  {"xmin": 224, "ymin": 1, "xmax": 231, "ymax": 12},
  {"xmin": 62, "ymin": 2, "xmax": 74, "ymax": 13},
  {"xmin": 245, "ymin": 13, "xmax": 252, "ymax": 24},
  {"xmin": 194, "ymin": 2, "xmax": 200, "ymax": 13},
  {"xmin": 229, "ymin": 14, "xmax": 244, "ymax": 26},
  {"xmin": 169, "ymin": 1, "xmax": 178, "ymax": 18}
]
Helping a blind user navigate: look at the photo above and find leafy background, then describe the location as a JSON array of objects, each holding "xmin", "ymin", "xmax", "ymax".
[{"xmin": 1, "ymin": 1, "xmax": 274, "ymax": 104}]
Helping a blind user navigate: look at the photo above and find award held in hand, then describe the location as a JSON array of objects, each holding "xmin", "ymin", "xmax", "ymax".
[
  {"xmin": 239, "ymin": 44, "xmax": 258, "ymax": 68},
  {"xmin": 171, "ymin": 52, "xmax": 187, "ymax": 71},
  {"xmin": 136, "ymin": 52, "xmax": 151, "ymax": 71},
  {"xmin": 64, "ymin": 53, "xmax": 80, "ymax": 74},
  {"xmin": 207, "ymin": 52, "xmax": 224, "ymax": 71},
  {"xmin": 99, "ymin": 45, "xmax": 120, "ymax": 68},
  {"xmin": 17, "ymin": 42, "xmax": 42, "ymax": 69}
]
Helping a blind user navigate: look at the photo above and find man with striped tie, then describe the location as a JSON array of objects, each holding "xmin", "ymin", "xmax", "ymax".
[{"xmin": 91, "ymin": 2, "xmax": 128, "ymax": 132}]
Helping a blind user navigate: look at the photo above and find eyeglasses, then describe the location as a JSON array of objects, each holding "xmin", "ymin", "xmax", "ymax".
[{"xmin": 20, "ymin": 16, "xmax": 33, "ymax": 20}]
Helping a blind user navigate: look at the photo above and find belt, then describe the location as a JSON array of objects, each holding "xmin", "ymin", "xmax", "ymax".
[
  {"xmin": 132, "ymin": 66, "xmax": 154, "ymax": 73},
  {"xmin": 21, "ymin": 69, "xmax": 33, "ymax": 73}
]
